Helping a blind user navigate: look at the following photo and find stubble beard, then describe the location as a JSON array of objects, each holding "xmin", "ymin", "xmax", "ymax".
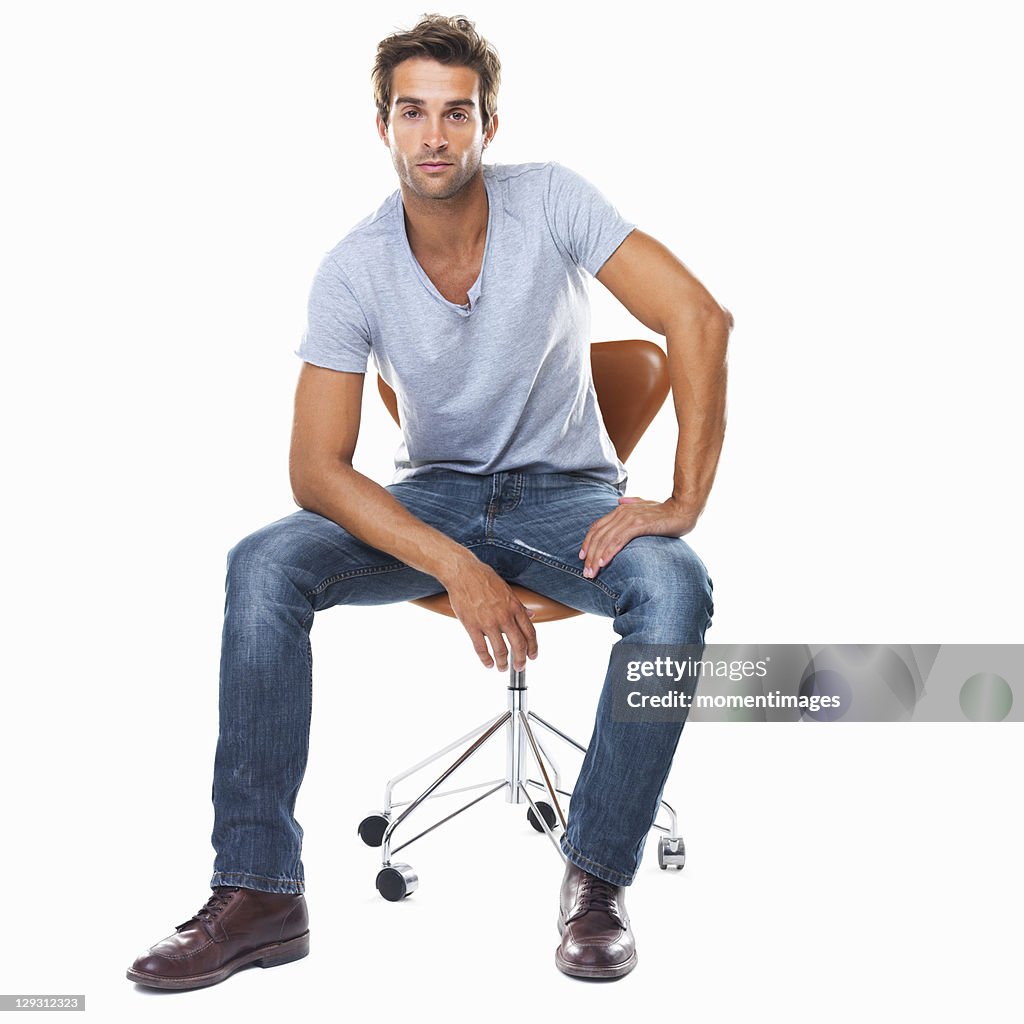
[{"xmin": 394, "ymin": 147, "xmax": 483, "ymax": 203}]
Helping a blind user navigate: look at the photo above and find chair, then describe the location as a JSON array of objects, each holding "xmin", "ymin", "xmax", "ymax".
[{"xmin": 360, "ymin": 339, "xmax": 687, "ymax": 901}]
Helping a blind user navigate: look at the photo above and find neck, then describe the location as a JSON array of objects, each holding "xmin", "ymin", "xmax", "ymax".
[{"xmin": 400, "ymin": 169, "xmax": 489, "ymax": 258}]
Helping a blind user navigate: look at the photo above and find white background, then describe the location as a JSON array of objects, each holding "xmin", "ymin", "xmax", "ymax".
[{"xmin": 1, "ymin": 1, "xmax": 1020, "ymax": 1020}]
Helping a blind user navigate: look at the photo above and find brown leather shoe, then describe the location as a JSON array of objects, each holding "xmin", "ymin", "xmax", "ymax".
[
  {"xmin": 127, "ymin": 886, "xmax": 309, "ymax": 990},
  {"xmin": 556, "ymin": 861, "xmax": 637, "ymax": 979}
]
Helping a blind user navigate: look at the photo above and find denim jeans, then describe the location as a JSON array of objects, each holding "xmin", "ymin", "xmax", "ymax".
[{"xmin": 210, "ymin": 470, "xmax": 713, "ymax": 893}]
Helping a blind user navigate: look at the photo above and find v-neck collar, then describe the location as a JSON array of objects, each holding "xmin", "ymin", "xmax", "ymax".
[{"xmin": 397, "ymin": 167, "xmax": 497, "ymax": 318}]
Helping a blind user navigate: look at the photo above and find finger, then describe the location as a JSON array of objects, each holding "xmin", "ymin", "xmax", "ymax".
[
  {"xmin": 583, "ymin": 505, "xmax": 636, "ymax": 565},
  {"xmin": 586, "ymin": 516, "xmax": 640, "ymax": 577},
  {"xmin": 579, "ymin": 531, "xmax": 594, "ymax": 560},
  {"xmin": 579, "ymin": 512, "xmax": 615, "ymax": 560},
  {"xmin": 485, "ymin": 628, "xmax": 510, "ymax": 672},
  {"xmin": 516, "ymin": 608, "xmax": 539, "ymax": 660},
  {"xmin": 469, "ymin": 630, "xmax": 494, "ymax": 669},
  {"xmin": 584, "ymin": 517, "xmax": 621, "ymax": 576},
  {"xmin": 506, "ymin": 623, "xmax": 531, "ymax": 672}
]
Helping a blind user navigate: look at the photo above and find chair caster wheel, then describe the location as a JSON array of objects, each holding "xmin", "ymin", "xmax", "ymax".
[
  {"xmin": 527, "ymin": 801, "xmax": 558, "ymax": 833},
  {"xmin": 658, "ymin": 836, "xmax": 685, "ymax": 870},
  {"xmin": 376, "ymin": 863, "xmax": 418, "ymax": 902},
  {"xmin": 358, "ymin": 812, "xmax": 391, "ymax": 847}
]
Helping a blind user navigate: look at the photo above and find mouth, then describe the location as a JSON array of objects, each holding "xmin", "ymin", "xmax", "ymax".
[{"xmin": 418, "ymin": 162, "xmax": 452, "ymax": 171}]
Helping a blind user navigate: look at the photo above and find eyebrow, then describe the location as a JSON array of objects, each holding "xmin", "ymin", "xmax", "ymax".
[{"xmin": 394, "ymin": 96, "xmax": 476, "ymax": 108}]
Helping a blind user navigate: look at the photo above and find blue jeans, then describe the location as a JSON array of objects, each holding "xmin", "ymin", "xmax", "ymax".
[{"xmin": 210, "ymin": 470, "xmax": 713, "ymax": 892}]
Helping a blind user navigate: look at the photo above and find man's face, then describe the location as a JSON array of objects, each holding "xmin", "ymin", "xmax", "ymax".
[{"xmin": 377, "ymin": 57, "xmax": 496, "ymax": 201}]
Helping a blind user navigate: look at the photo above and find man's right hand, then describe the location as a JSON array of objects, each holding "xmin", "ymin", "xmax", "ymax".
[{"xmin": 443, "ymin": 558, "xmax": 539, "ymax": 673}]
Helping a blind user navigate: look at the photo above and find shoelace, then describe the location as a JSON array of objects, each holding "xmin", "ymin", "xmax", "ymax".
[
  {"xmin": 175, "ymin": 886, "xmax": 241, "ymax": 932},
  {"xmin": 568, "ymin": 874, "xmax": 625, "ymax": 929}
]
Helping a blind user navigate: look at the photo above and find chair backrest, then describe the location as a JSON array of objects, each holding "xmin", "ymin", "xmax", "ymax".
[{"xmin": 376, "ymin": 339, "xmax": 669, "ymax": 462}]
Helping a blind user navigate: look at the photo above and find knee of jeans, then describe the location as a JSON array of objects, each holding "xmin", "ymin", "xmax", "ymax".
[
  {"xmin": 225, "ymin": 524, "xmax": 309, "ymax": 617},
  {"xmin": 616, "ymin": 537, "xmax": 714, "ymax": 637}
]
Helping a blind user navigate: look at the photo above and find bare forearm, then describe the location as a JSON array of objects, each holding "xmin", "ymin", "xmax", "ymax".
[
  {"xmin": 291, "ymin": 463, "xmax": 475, "ymax": 586},
  {"xmin": 666, "ymin": 306, "xmax": 731, "ymax": 516}
]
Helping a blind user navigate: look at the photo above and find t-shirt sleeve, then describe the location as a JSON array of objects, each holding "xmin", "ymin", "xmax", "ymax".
[
  {"xmin": 544, "ymin": 162, "xmax": 637, "ymax": 277},
  {"xmin": 294, "ymin": 253, "xmax": 372, "ymax": 373}
]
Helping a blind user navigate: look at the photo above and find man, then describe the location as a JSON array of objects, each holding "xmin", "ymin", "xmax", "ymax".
[{"xmin": 128, "ymin": 13, "xmax": 730, "ymax": 987}]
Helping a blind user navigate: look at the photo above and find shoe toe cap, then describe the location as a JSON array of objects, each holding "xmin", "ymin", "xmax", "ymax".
[
  {"xmin": 561, "ymin": 925, "xmax": 633, "ymax": 969},
  {"xmin": 130, "ymin": 938, "xmax": 208, "ymax": 980},
  {"xmin": 130, "ymin": 953, "xmax": 165, "ymax": 975}
]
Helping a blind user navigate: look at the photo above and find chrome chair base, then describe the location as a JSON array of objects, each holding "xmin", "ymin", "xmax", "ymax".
[{"xmin": 360, "ymin": 665, "xmax": 686, "ymax": 900}]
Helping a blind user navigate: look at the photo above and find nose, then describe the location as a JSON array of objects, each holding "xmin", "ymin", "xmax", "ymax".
[{"xmin": 420, "ymin": 115, "xmax": 449, "ymax": 154}]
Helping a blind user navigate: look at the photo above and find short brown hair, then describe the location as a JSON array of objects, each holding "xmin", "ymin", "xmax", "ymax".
[{"xmin": 372, "ymin": 14, "xmax": 501, "ymax": 130}]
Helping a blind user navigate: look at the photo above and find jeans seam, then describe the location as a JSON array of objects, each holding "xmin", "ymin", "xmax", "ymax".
[
  {"xmin": 305, "ymin": 561, "xmax": 409, "ymax": 598},
  {"xmin": 300, "ymin": 621, "xmax": 313, "ymax": 884},
  {"xmin": 485, "ymin": 482, "xmax": 499, "ymax": 542},
  {"xmin": 503, "ymin": 472, "xmax": 524, "ymax": 514},
  {"xmin": 492, "ymin": 541, "xmax": 621, "ymax": 603},
  {"xmin": 304, "ymin": 541, "xmax": 489, "ymax": 604}
]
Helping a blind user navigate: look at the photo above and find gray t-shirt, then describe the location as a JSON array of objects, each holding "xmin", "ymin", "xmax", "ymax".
[{"xmin": 295, "ymin": 161, "xmax": 636, "ymax": 488}]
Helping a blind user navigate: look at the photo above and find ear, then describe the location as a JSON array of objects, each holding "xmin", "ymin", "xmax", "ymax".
[
  {"xmin": 375, "ymin": 113, "xmax": 390, "ymax": 146},
  {"xmin": 484, "ymin": 111, "xmax": 499, "ymax": 148}
]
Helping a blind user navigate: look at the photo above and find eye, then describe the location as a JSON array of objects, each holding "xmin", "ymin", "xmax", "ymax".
[
  {"xmin": 402, "ymin": 109, "xmax": 421, "ymax": 118},
  {"xmin": 449, "ymin": 111, "xmax": 468, "ymax": 122}
]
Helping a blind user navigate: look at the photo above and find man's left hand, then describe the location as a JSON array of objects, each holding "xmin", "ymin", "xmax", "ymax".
[{"xmin": 578, "ymin": 497, "xmax": 699, "ymax": 579}]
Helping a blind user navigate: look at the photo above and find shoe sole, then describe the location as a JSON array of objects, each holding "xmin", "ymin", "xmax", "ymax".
[
  {"xmin": 555, "ymin": 912, "xmax": 637, "ymax": 979},
  {"xmin": 126, "ymin": 930, "xmax": 310, "ymax": 990}
]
